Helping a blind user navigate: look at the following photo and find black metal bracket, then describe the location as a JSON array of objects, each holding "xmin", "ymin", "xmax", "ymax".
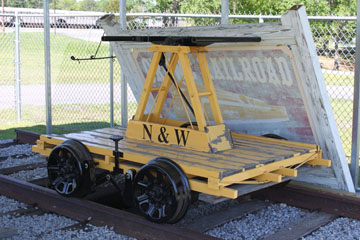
[{"xmin": 110, "ymin": 135, "xmax": 124, "ymax": 174}]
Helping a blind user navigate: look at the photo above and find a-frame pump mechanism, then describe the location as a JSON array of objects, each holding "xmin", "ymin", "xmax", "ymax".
[{"xmin": 102, "ymin": 36, "xmax": 262, "ymax": 153}]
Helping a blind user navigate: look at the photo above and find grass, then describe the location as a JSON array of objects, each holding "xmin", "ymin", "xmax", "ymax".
[
  {"xmin": 0, "ymin": 101, "xmax": 138, "ymax": 140},
  {"xmin": 330, "ymin": 98, "xmax": 353, "ymax": 158},
  {"xmin": 324, "ymin": 73, "xmax": 354, "ymax": 86},
  {"xmin": 0, "ymin": 32, "xmax": 121, "ymax": 86}
]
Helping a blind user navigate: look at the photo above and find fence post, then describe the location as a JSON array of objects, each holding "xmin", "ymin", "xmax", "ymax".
[
  {"xmin": 221, "ymin": 0, "xmax": 229, "ymax": 24},
  {"xmin": 120, "ymin": 0, "xmax": 128, "ymax": 127},
  {"xmin": 110, "ymin": 44, "xmax": 114, "ymax": 127},
  {"xmin": 350, "ymin": 0, "xmax": 360, "ymax": 191},
  {"xmin": 44, "ymin": 0, "xmax": 52, "ymax": 134},
  {"xmin": 14, "ymin": 11, "xmax": 21, "ymax": 121},
  {"xmin": 259, "ymin": 14, "xmax": 264, "ymax": 23}
]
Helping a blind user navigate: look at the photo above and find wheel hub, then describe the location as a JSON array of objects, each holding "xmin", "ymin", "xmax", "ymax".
[{"xmin": 133, "ymin": 157, "xmax": 191, "ymax": 224}]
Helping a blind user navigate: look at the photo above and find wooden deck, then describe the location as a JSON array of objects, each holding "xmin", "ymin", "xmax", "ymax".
[
  {"xmin": 38, "ymin": 127, "xmax": 318, "ymax": 177},
  {"xmin": 33, "ymin": 126, "xmax": 329, "ymax": 199}
]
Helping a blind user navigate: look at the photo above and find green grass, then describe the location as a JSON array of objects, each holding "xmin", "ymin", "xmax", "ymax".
[
  {"xmin": 0, "ymin": 101, "xmax": 138, "ymax": 140},
  {"xmin": 0, "ymin": 32, "xmax": 121, "ymax": 86},
  {"xmin": 330, "ymin": 98, "xmax": 353, "ymax": 158},
  {"xmin": 324, "ymin": 73, "xmax": 354, "ymax": 86}
]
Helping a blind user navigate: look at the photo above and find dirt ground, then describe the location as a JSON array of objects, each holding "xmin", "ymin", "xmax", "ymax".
[{"xmin": 318, "ymin": 56, "xmax": 354, "ymax": 72}]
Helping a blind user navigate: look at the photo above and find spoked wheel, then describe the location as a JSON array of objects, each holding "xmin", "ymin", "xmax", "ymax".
[
  {"xmin": 133, "ymin": 157, "xmax": 191, "ymax": 224},
  {"xmin": 47, "ymin": 139, "xmax": 94, "ymax": 197}
]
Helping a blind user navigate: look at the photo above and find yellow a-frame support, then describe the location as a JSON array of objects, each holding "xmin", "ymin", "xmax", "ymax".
[{"xmin": 125, "ymin": 45, "xmax": 233, "ymax": 153}]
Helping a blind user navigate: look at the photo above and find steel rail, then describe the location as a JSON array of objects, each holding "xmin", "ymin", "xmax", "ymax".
[
  {"xmin": 15, "ymin": 129, "xmax": 40, "ymax": 145},
  {"xmin": 256, "ymin": 181, "xmax": 360, "ymax": 220},
  {"xmin": 0, "ymin": 174, "xmax": 218, "ymax": 240}
]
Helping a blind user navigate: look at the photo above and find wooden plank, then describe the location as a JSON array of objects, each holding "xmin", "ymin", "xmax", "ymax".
[
  {"xmin": 199, "ymin": 180, "xmax": 290, "ymax": 203},
  {"xmin": 89, "ymin": 127, "xmax": 314, "ymax": 161},
  {"xmin": 55, "ymin": 129, "xmax": 317, "ymax": 176},
  {"xmin": 232, "ymin": 137, "xmax": 312, "ymax": 152},
  {"xmin": 255, "ymin": 173, "xmax": 282, "ymax": 183},
  {"xmin": 263, "ymin": 211, "xmax": 337, "ymax": 240},
  {"xmin": 232, "ymin": 132, "xmax": 317, "ymax": 149},
  {"xmin": 98, "ymin": 16, "xmax": 295, "ymax": 41},
  {"xmin": 273, "ymin": 168, "xmax": 297, "ymax": 177},
  {"xmin": 76, "ymin": 129, "xmax": 269, "ymax": 166},
  {"xmin": 182, "ymin": 200, "xmax": 269, "ymax": 232},
  {"xmin": 281, "ymin": 6, "xmax": 354, "ymax": 192}
]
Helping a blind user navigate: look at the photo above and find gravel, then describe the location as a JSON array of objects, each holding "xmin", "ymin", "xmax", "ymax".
[
  {"xmin": 0, "ymin": 139, "xmax": 13, "ymax": 144},
  {"xmin": 176, "ymin": 198, "xmax": 242, "ymax": 226},
  {"xmin": 303, "ymin": 217, "xmax": 360, "ymax": 240},
  {"xmin": 0, "ymin": 144, "xmax": 45, "ymax": 168},
  {"xmin": 41, "ymin": 224, "xmax": 136, "ymax": 240},
  {"xmin": 10, "ymin": 167, "xmax": 48, "ymax": 181},
  {"xmin": 0, "ymin": 194, "xmax": 135, "ymax": 240},
  {"xmin": 0, "ymin": 213, "xmax": 77, "ymax": 239},
  {"xmin": 0, "ymin": 195, "xmax": 27, "ymax": 213},
  {"xmin": 0, "ymin": 144, "xmax": 33, "ymax": 157},
  {"xmin": 206, "ymin": 203, "xmax": 309, "ymax": 240}
]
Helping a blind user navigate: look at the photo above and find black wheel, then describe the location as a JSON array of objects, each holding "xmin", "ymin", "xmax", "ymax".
[
  {"xmin": 47, "ymin": 139, "xmax": 94, "ymax": 197},
  {"xmin": 133, "ymin": 157, "xmax": 191, "ymax": 223}
]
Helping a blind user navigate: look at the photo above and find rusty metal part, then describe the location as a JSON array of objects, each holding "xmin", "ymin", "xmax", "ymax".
[
  {"xmin": 0, "ymin": 162, "xmax": 47, "ymax": 175},
  {"xmin": 15, "ymin": 129, "xmax": 40, "ymax": 145},
  {"xmin": 256, "ymin": 181, "xmax": 360, "ymax": 220},
  {"xmin": 0, "ymin": 174, "xmax": 218, "ymax": 240}
]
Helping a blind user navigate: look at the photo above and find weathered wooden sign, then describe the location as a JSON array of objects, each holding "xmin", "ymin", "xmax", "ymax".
[
  {"xmin": 132, "ymin": 45, "xmax": 315, "ymax": 144},
  {"xmin": 98, "ymin": 6, "xmax": 354, "ymax": 192}
]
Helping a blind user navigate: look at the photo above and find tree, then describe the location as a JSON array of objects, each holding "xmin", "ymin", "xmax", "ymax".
[
  {"xmin": 55, "ymin": 0, "xmax": 79, "ymax": 10},
  {"xmin": 5, "ymin": 0, "xmax": 42, "ymax": 8},
  {"xmin": 79, "ymin": 0, "xmax": 98, "ymax": 11},
  {"xmin": 105, "ymin": 0, "xmax": 152, "ymax": 13},
  {"xmin": 97, "ymin": 0, "xmax": 110, "ymax": 12}
]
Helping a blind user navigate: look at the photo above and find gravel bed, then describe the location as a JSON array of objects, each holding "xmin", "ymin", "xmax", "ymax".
[
  {"xmin": 176, "ymin": 198, "xmax": 242, "ymax": 226},
  {"xmin": 41, "ymin": 224, "xmax": 136, "ymax": 240},
  {"xmin": 0, "ymin": 139, "xmax": 13, "ymax": 144},
  {"xmin": 0, "ymin": 195, "xmax": 28, "ymax": 213},
  {"xmin": 303, "ymin": 217, "xmax": 360, "ymax": 240},
  {"xmin": 0, "ymin": 213, "xmax": 77, "ymax": 239},
  {"xmin": 0, "ymin": 144, "xmax": 33, "ymax": 157},
  {"xmin": 0, "ymin": 144, "xmax": 44, "ymax": 168},
  {"xmin": 10, "ymin": 167, "xmax": 48, "ymax": 181},
  {"xmin": 206, "ymin": 203, "xmax": 309, "ymax": 240}
]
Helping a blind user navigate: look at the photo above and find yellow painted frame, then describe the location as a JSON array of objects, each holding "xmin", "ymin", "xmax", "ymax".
[{"xmin": 126, "ymin": 44, "xmax": 232, "ymax": 153}]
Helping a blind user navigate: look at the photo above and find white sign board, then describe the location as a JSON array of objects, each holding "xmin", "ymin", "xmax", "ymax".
[{"xmin": 98, "ymin": 6, "xmax": 354, "ymax": 192}]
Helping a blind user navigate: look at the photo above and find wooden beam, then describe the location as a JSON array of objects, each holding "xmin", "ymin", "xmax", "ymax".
[
  {"xmin": 281, "ymin": 6, "xmax": 354, "ymax": 192},
  {"xmin": 273, "ymin": 168, "xmax": 297, "ymax": 177},
  {"xmin": 255, "ymin": 173, "xmax": 282, "ymax": 183}
]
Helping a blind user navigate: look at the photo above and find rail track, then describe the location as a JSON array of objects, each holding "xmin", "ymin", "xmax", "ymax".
[{"xmin": 1, "ymin": 129, "xmax": 360, "ymax": 239}]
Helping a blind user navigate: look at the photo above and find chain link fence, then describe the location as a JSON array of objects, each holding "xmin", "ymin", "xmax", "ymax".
[
  {"xmin": 0, "ymin": 11, "xmax": 356, "ymax": 158},
  {"xmin": 0, "ymin": 13, "xmax": 136, "ymax": 135}
]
